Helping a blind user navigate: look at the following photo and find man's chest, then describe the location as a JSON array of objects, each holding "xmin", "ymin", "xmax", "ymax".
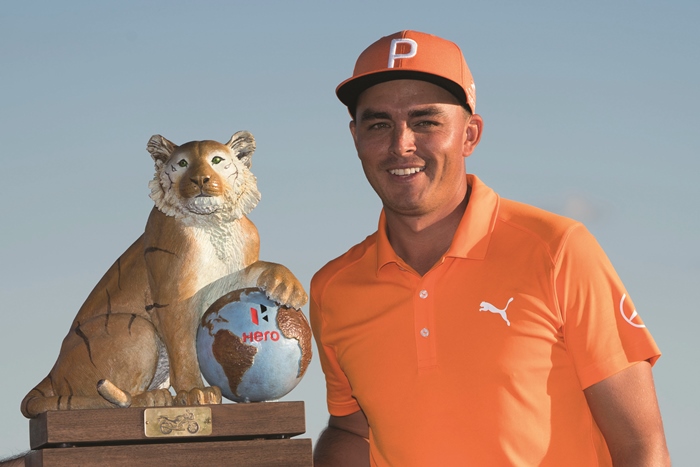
[{"xmin": 323, "ymin": 254, "xmax": 572, "ymax": 403}]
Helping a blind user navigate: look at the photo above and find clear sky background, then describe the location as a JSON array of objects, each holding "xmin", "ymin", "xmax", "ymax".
[{"xmin": 1, "ymin": 0, "xmax": 698, "ymax": 462}]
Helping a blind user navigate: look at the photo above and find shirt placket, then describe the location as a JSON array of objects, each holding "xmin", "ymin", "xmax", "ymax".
[{"xmin": 414, "ymin": 272, "xmax": 438, "ymax": 369}]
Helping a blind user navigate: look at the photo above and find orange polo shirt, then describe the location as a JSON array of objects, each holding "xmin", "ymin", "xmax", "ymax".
[{"xmin": 310, "ymin": 174, "xmax": 660, "ymax": 466}]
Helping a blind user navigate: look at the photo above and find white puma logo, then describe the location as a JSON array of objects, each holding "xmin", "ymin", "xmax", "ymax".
[{"xmin": 479, "ymin": 297, "xmax": 513, "ymax": 326}]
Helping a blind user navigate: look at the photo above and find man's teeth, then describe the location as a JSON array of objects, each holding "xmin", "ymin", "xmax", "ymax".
[{"xmin": 389, "ymin": 167, "xmax": 424, "ymax": 176}]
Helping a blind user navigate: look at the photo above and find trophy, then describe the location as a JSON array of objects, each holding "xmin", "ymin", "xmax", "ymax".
[{"xmin": 20, "ymin": 132, "xmax": 313, "ymax": 466}]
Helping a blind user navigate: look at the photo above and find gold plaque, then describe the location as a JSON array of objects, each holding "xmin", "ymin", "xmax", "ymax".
[{"xmin": 144, "ymin": 406, "xmax": 213, "ymax": 438}]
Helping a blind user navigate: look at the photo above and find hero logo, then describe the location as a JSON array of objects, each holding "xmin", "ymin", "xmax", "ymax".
[
  {"xmin": 242, "ymin": 330, "xmax": 280, "ymax": 343},
  {"xmin": 250, "ymin": 304, "xmax": 269, "ymax": 325},
  {"xmin": 388, "ymin": 38, "xmax": 417, "ymax": 68},
  {"xmin": 243, "ymin": 304, "xmax": 281, "ymax": 342},
  {"xmin": 619, "ymin": 294, "xmax": 646, "ymax": 328}
]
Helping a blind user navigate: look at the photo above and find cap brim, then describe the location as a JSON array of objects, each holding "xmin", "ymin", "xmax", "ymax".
[{"xmin": 336, "ymin": 70, "xmax": 469, "ymax": 113}]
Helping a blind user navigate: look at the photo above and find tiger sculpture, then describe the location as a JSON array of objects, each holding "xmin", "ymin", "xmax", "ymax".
[{"xmin": 21, "ymin": 131, "xmax": 308, "ymax": 417}]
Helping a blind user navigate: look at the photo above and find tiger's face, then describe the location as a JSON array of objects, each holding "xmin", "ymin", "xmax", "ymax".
[
  {"xmin": 147, "ymin": 132, "xmax": 261, "ymax": 222},
  {"xmin": 162, "ymin": 141, "xmax": 242, "ymax": 215}
]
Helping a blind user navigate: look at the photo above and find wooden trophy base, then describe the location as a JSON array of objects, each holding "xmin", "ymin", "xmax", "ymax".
[{"xmin": 25, "ymin": 401, "xmax": 312, "ymax": 466}]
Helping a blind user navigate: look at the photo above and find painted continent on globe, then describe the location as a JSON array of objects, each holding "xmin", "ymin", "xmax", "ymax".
[{"xmin": 197, "ymin": 288, "xmax": 312, "ymax": 402}]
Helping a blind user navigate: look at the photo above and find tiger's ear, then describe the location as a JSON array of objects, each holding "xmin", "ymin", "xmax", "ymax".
[
  {"xmin": 225, "ymin": 131, "xmax": 256, "ymax": 169},
  {"xmin": 147, "ymin": 135, "xmax": 177, "ymax": 164}
]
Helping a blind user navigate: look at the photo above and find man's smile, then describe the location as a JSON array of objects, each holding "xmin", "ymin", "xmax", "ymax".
[{"xmin": 388, "ymin": 167, "xmax": 425, "ymax": 176}]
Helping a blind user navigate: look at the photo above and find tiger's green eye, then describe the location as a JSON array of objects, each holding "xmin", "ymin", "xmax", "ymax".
[
  {"xmin": 212, "ymin": 156, "xmax": 223, "ymax": 165},
  {"xmin": 178, "ymin": 159, "xmax": 188, "ymax": 168}
]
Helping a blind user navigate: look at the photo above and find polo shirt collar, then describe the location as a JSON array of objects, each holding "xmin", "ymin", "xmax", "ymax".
[
  {"xmin": 376, "ymin": 174, "xmax": 499, "ymax": 273},
  {"xmin": 446, "ymin": 174, "xmax": 499, "ymax": 260}
]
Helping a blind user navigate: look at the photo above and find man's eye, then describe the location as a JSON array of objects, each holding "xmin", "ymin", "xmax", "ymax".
[
  {"xmin": 212, "ymin": 156, "xmax": 223, "ymax": 164},
  {"xmin": 178, "ymin": 159, "xmax": 188, "ymax": 167},
  {"xmin": 368, "ymin": 122, "xmax": 389, "ymax": 130}
]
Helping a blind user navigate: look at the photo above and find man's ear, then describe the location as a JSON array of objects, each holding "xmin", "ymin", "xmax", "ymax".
[
  {"xmin": 349, "ymin": 120, "xmax": 360, "ymax": 152},
  {"xmin": 463, "ymin": 113, "xmax": 483, "ymax": 158}
]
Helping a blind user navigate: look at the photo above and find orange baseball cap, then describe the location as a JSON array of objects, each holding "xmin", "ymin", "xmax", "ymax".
[{"xmin": 336, "ymin": 30, "xmax": 476, "ymax": 114}]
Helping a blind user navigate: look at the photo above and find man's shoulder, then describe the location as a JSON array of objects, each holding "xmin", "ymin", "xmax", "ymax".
[
  {"xmin": 495, "ymin": 197, "xmax": 584, "ymax": 256},
  {"xmin": 311, "ymin": 232, "xmax": 378, "ymax": 293},
  {"xmin": 497, "ymin": 197, "xmax": 579, "ymax": 228},
  {"xmin": 469, "ymin": 175, "xmax": 581, "ymax": 245}
]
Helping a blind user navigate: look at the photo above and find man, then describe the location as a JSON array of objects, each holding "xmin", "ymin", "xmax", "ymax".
[{"xmin": 310, "ymin": 31, "xmax": 669, "ymax": 466}]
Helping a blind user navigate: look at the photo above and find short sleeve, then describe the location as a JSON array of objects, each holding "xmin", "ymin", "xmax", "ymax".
[
  {"xmin": 554, "ymin": 224, "xmax": 660, "ymax": 389},
  {"xmin": 309, "ymin": 283, "xmax": 361, "ymax": 416}
]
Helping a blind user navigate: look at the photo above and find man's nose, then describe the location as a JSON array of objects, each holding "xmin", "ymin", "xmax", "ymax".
[{"xmin": 390, "ymin": 125, "xmax": 416, "ymax": 156}]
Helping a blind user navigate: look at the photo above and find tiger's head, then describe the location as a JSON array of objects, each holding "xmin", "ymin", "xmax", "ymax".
[{"xmin": 147, "ymin": 131, "xmax": 261, "ymax": 223}]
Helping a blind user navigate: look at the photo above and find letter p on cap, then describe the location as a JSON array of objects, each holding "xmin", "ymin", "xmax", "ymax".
[{"xmin": 387, "ymin": 38, "xmax": 417, "ymax": 68}]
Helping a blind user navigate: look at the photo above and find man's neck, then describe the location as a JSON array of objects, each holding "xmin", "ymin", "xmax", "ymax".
[{"xmin": 385, "ymin": 185, "xmax": 471, "ymax": 276}]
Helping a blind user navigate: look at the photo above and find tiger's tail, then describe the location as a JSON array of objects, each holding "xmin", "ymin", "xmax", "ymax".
[
  {"xmin": 96, "ymin": 379, "xmax": 132, "ymax": 407},
  {"xmin": 20, "ymin": 377, "xmax": 131, "ymax": 418}
]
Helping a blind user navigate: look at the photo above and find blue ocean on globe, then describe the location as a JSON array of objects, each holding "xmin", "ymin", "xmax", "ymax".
[{"xmin": 196, "ymin": 288, "xmax": 311, "ymax": 403}]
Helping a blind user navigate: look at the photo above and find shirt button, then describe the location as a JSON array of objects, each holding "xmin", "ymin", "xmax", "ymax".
[
  {"xmin": 419, "ymin": 290, "xmax": 428, "ymax": 299},
  {"xmin": 420, "ymin": 328, "xmax": 430, "ymax": 337}
]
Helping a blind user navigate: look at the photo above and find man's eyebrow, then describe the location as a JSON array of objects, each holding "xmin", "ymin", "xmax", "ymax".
[
  {"xmin": 359, "ymin": 106, "xmax": 446, "ymax": 122},
  {"xmin": 359, "ymin": 109, "xmax": 391, "ymax": 121},
  {"xmin": 408, "ymin": 106, "xmax": 445, "ymax": 118}
]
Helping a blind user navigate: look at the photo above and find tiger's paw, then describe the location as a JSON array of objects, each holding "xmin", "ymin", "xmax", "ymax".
[
  {"xmin": 131, "ymin": 388, "xmax": 174, "ymax": 407},
  {"xmin": 256, "ymin": 265, "xmax": 308, "ymax": 310},
  {"xmin": 174, "ymin": 386, "xmax": 222, "ymax": 406}
]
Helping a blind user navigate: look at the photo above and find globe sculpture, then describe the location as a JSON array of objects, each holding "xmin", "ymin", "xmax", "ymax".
[{"xmin": 197, "ymin": 288, "xmax": 312, "ymax": 402}]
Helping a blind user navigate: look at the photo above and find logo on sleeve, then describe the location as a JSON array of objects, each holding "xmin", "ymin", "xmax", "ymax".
[
  {"xmin": 619, "ymin": 294, "xmax": 646, "ymax": 328},
  {"xmin": 479, "ymin": 297, "xmax": 513, "ymax": 326}
]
